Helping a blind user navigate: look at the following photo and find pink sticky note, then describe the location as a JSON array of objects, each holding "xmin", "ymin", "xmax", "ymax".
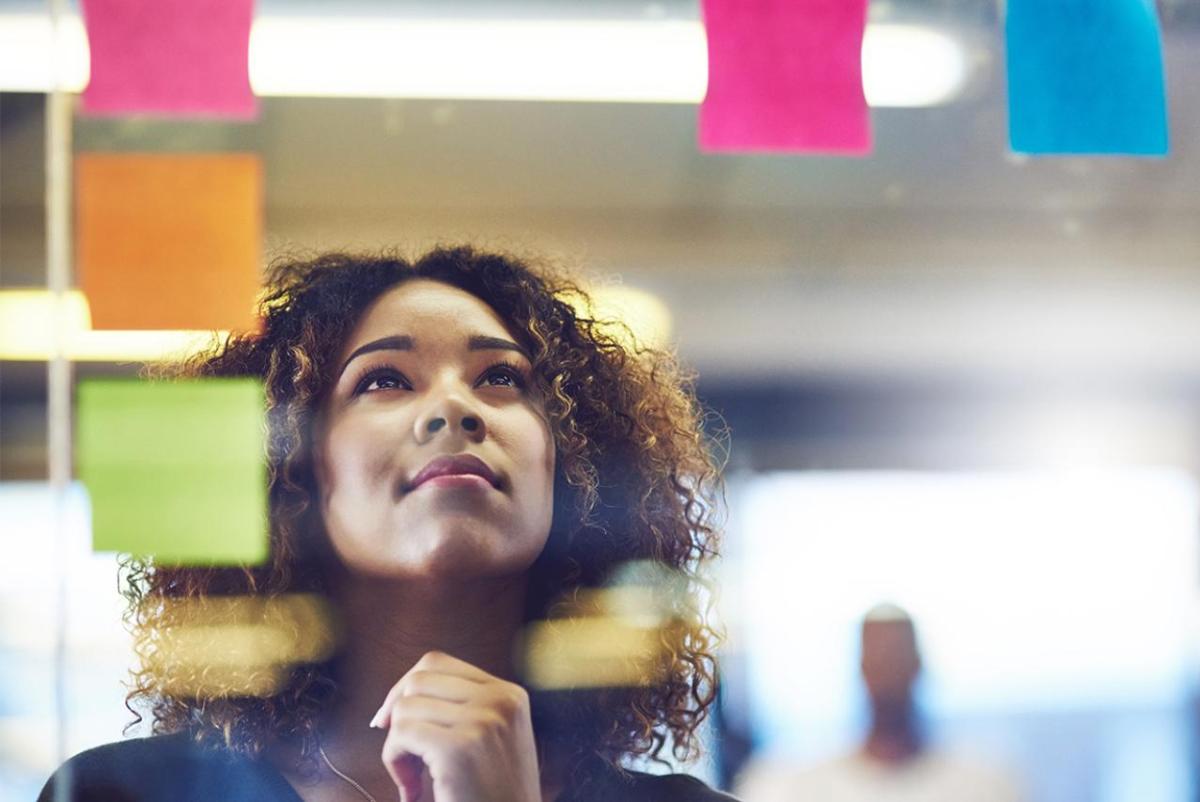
[
  {"xmin": 81, "ymin": 0, "xmax": 257, "ymax": 119},
  {"xmin": 699, "ymin": 0, "xmax": 871, "ymax": 155}
]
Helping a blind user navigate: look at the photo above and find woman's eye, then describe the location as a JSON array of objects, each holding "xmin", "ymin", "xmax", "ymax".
[
  {"xmin": 356, "ymin": 370, "xmax": 409, "ymax": 394},
  {"xmin": 370, "ymin": 376, "xmax": 403, "ymax": 390},
  {"xmin": 480, "ymin": 365, "xmax": 525, "ymax": 388}
]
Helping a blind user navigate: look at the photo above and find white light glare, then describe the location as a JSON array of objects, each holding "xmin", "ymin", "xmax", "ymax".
[
  {"xmin": 0, "ymin": 290, "xmax": 223, "ymax": 362},
  {"xmin": 0, "ymin": 14, "xmax": 969, "ymax": 107},
  {"xmin": 0, "ymin": 13, "xmax": 89, "ymax": 92},
  {"xmin": 862, "ymin": 24, "xmax": 970, "ymax": 108},
  {"xmin": 250, "ymin": 18, "xmax": 708, "ymax": 103}
]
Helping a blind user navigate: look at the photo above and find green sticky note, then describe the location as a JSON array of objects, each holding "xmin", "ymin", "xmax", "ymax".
[{"xmin": 78, "ymin": 378, "xmax": 268, "ymax": 565}]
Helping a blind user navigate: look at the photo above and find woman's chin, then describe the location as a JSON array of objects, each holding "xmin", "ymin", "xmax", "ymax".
[{"xmin": 339, "ymin": 528, "xmax": 542, "ymax": 583}]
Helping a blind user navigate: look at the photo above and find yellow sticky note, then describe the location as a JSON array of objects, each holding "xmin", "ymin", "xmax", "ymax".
[{"xmin": 77, "ymin": 378, "xmax": 268, "ymax": 565}]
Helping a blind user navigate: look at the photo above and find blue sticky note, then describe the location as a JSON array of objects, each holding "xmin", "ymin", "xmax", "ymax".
[{"xmin": 1007, "ymin": 0, "xmax": 1168, "ymax": 156}]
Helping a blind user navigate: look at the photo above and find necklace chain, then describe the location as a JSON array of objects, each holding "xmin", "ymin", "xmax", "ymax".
[{"xmin": 319, "ymin": 743, "xmax": 379, "ymax": 802}]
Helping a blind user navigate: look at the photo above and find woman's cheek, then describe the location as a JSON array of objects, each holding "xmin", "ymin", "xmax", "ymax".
[{"xmin": 332, "ymin": 412, "xmax": 404, "ymax": 488}]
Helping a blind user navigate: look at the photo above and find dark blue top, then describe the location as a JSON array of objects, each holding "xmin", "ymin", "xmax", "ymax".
[{"xmin": 39, "ymin": 733, "xmax": 738, "ymax": 801}]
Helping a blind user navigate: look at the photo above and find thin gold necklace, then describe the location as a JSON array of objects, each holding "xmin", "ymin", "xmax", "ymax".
[{"xmin": 318, "ymin": 743, "xmax": 378, "ymax": 802}]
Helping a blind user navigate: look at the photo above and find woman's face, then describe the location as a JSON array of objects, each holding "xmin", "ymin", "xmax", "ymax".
[{"xmin": 317, "ymin": 279, "xmax": 556, "ymax": 580}]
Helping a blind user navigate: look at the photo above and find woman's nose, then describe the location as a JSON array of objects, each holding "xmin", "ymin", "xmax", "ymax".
[{"xmin": 414, "ymin": 394, "xmax": 486, "ymax": 444}]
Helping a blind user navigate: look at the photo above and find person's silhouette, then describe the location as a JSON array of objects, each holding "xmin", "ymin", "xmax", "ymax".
[
  {"xmin": 859, "ymin": 603, "xmax": 924, "ymax": 765},
  {"xmin": 735, "ymin": 603, "xmax": 1024, "ymax": 802}
]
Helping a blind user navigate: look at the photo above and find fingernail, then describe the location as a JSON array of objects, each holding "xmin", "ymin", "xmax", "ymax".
[{"xmin": 369, "ymin": 709, "xmax": 385, "ymax": 729}]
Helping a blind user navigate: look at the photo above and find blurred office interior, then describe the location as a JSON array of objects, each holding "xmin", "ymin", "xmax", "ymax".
[{"xmin": 2, "ymin": 1, "xmax": 1200, "ymax": 800}]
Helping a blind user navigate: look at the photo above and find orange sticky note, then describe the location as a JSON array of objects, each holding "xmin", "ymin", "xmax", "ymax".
[{"xmin": 76, "ymin": 153, "xmax": 263, "ymax": 331}]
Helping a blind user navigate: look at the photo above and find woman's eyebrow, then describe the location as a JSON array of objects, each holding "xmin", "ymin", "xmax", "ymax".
[
  {"xmin": 339, "ymin": 335, "xmax": 413, "ymax": 377},
  {"xmin": 468, "ymin": 335, "xmax": 531, "ymax": 361},
  {"xmin": 339, "ymin": 334, "xmax": 528, "ymax": 378}
]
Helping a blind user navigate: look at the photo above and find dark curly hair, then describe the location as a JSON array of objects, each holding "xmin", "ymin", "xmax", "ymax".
[{"xmin": 122, "ymin": 245, "xmax": 726, "ymax": 777}]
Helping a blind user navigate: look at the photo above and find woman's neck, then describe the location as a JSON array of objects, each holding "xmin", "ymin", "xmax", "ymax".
[{"xmin": 329, "ymin": 572, "xmax": 529, "ymax": 733}]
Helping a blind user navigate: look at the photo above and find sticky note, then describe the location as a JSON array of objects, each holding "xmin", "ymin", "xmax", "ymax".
[
  {"xmin": 1007, "ymin": 0, "xmax": 1168, "ymax": 156},
  {"xmin": 81, "ymin": 0, "xmax": 256, "ymax": 118},
  {"xmin": 76, "ymin": 153, "xmax": 263, "ymax": 331},
  {"xmin": 77, "ymin": 378, "xmax": 268, "ymax": 565},
  {"xmin": 699, "ymin": 0, "xmax": 871, "ymax": 154}
]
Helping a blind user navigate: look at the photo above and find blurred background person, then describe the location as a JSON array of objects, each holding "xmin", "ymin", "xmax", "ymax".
[{"xmin": 735, "ymin": 603, "xmax": 1024, "ymax": 802}]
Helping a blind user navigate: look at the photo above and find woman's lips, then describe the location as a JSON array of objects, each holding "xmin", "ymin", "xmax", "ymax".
[{"xmin": 406, "ymin": 453, "xmax": 499, "ymax": 492}]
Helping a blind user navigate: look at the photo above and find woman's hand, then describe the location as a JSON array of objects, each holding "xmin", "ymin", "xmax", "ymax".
[{"xmin": 371, "ymin": 651, "xmax": 542, "ymax": 802}]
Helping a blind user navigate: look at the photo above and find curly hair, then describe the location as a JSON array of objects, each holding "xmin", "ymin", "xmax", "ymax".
[{"xmin": 122, "ymin": 245, "xmax": 726, "ymax": 777}]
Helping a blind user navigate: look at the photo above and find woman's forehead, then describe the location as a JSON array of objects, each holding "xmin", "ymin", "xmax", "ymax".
[{"xmin": 345, "ymin": 279, "xmax": 511, "ymax": 350}]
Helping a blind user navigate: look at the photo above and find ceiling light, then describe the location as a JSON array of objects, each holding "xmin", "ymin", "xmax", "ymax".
[
  {"xmin": 0, "ymin": 290, "xmax": 224, "ymax": 362},
  {"xmin": 0, "ymin": 12, "xmax": 970, "ymax": 107}
]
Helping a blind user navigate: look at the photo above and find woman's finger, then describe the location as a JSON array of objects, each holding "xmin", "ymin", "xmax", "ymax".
[
  {"xmin": 387, "ymin": 753, "xmax": 426, "ymax": 802},
  {"xmin": 407, "ymin": 650, "xmax": 497, "ymax": 682},
  {"xmin": 381, "ymin": 717, "xmax": 470, "ymax": 784},
  {"xmin": 385, "ymin": 694, "xmax": 483, "ymax": 728},
  {"xmin": 370, "ymin": 670, "xmax": 480, "ymax": 728},
  {"xmin": 381, "ymin": 719, "xmax": 454, "ymax": 802}
]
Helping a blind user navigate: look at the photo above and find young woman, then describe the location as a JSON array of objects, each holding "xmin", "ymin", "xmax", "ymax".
[{"xmin": 40, "ymin": 246, "xmax": 732, "ymax": 802}]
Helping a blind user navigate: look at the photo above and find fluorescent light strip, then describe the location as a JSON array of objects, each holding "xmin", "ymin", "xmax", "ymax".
[
  {"xmin": 0, "ymin": 14, "xmax": 969, "ymax": 107},
  {"xmin": 0, "ymin": 290, "xmax": 224, "ymax": 362},
  {"xmin": 0, "ymin": 287, "xmax": 670, "ymax": 361},
  {"xmin": 252, "ymin": 18, "xmax": 709, "ymax": 103}
]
